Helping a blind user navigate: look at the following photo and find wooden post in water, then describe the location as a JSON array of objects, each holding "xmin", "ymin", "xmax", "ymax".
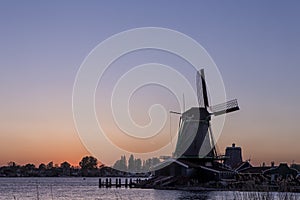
[
  {"xmin": 116, "ymin": 178, "xmax": 120, "ymax": 188},
  {"xmin": 109, "ymin": 178, "xmax": 112, "ymax": 188},
  {"xmin": 125, "ymin": 178, "xmax": 128, "ymax": 188},
  {"xmin": 99, "ymin": 178, "xmax": 101, "ymax": 188},
  {"xmin": 118, "ymin": 178, "xmax": 121, "ymax": 188},
  {"xmin": 105, "ymin": 178, "xmax": 108, "ymax": 188}
]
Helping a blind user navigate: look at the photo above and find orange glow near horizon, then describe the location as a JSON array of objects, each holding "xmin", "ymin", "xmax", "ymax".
[
  {"xmin": 1, "ymin": 110, "xmax": 299, "ymax": 167},
  {"xmin": 1, "ymin": 91, "xmax": 299, "ymax": 167}
]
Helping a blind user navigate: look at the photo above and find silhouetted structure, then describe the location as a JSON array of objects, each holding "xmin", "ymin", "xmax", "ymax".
[
  {"xmin": 155, "ymin": 69, "xmax": 239, "ymax": 181},
  {"xmin": 224, "ymin": 143, "xmax": 243, "ymax": 168},
  {"xmin": 264, "ymin": 163, "xmax": 298, "ymax": 180},
  {"xmin": 174, "ymin": 69, "xmax": 239, "ymax": 161}
]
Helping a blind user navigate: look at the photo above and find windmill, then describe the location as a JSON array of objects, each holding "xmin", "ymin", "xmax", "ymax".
[{"xmin": 174, "ymin": 69, "xmax": 239, "ymax": 161}]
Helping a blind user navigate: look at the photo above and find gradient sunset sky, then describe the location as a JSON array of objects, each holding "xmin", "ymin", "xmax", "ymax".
[{"xmin": 0, "ymin": 1, "xmax": 300, "ymax": 167}]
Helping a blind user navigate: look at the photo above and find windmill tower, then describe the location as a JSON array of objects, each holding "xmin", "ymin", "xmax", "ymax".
[{"xmin": 174, "ymin": 69, "xmax": 239, "ymax": 160}]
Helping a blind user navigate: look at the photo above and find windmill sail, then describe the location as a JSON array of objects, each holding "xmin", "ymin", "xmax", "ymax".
[
  {"xmin": 211, "ymin": 99, "xmax": 239, "ymax": 116},
  {"xmin": 196, "ymin": 71, "xmax": 204, "ymax": 108},
  {"xmin": 200, "ymin": 69, "xmax": 209, "ymax": 108},
  {"xmin": 196, "ymin": 69, "xmax": 209, "ymax": 108}
]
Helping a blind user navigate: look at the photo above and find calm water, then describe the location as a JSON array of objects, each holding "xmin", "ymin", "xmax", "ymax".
[{"xmin": 0, "ymin": 177, "xmax": 299, "ymax": 200}]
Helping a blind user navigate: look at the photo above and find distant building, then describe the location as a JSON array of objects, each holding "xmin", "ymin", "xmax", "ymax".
[
  {"xmin": 291, "ymin": 163, "xmax": 300, "ymax": 171},
  {"xmin": 224, "ymin": 143, "xmax": 243, "ymax": 169},
  {"xmin": 264, "ymin": 163, "xmax": 299, "ymax": 180}
]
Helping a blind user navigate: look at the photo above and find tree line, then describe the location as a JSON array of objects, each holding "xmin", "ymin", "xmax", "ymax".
[
  {"xmin": 0, "ymin": 156, "xmax": 101, "ymax": 177},
  {"xmin": 0, "ymin": 155, "xmax": 161, "ymax": 177}
]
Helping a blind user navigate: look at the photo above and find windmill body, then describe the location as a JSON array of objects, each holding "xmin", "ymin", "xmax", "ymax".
[
  {"xmin": 174, "ymin": 107, "xmax": 212, "ymax": 158},
  {"xmin": 174, "ymin": 69, "xmax": 239, "ymax": 161}
]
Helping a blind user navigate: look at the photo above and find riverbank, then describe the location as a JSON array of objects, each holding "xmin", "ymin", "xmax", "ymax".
[{"xmin": 136, "ymin": 175, "xmax": 300, "ymax": 193}]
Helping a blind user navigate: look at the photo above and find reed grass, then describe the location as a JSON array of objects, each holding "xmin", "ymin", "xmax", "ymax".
[{"xmin": 232, "ymin": 191, "xmax": 298, "ymax": 200}]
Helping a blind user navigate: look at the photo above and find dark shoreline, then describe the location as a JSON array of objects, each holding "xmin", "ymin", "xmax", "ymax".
[
  {"xmin": 151, "ymin": 186, "xmax": 300, "ymax": 193},
  {"xmin": 135, "ymin": 176, "xmax": 300, "ymax": 193}
]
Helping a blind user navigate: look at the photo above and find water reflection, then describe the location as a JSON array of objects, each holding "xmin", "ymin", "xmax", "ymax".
[
  {"xmin": 177, "ymin": 191, "xmax": 210, "ymax": 200},
  {"xmin": 0, "ymin": 178, "xmax": 299, "ymax": 200}
]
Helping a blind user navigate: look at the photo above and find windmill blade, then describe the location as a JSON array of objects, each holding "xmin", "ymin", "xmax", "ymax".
[
  {"xmin": 200, "ymin": 69, "xmax": 209, "ymax": 108},
  {"xmin": 169, "ymin": 111, "xmax": 182, "ymax": 115},
  {"xmin": 196, "ymin": 69, "xmax": 209, "ymax": 108},
  {"xmin": 211, "ymin": 99, "xmax": 239, "ymax": 116},
  {"xmin": 196, "ymin": 71, "xmax": 204, "ymax": 107}
]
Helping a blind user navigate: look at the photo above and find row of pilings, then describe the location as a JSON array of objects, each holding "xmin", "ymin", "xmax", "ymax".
[{"xmin": 98, "ymin": 178, "xmax": 143, "ymax": 188}]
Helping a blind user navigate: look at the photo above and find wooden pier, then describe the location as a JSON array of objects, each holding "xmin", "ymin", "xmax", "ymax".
[{"xmin": 98, "ymin": 178, "xmax": 143, "ymax": 188}]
